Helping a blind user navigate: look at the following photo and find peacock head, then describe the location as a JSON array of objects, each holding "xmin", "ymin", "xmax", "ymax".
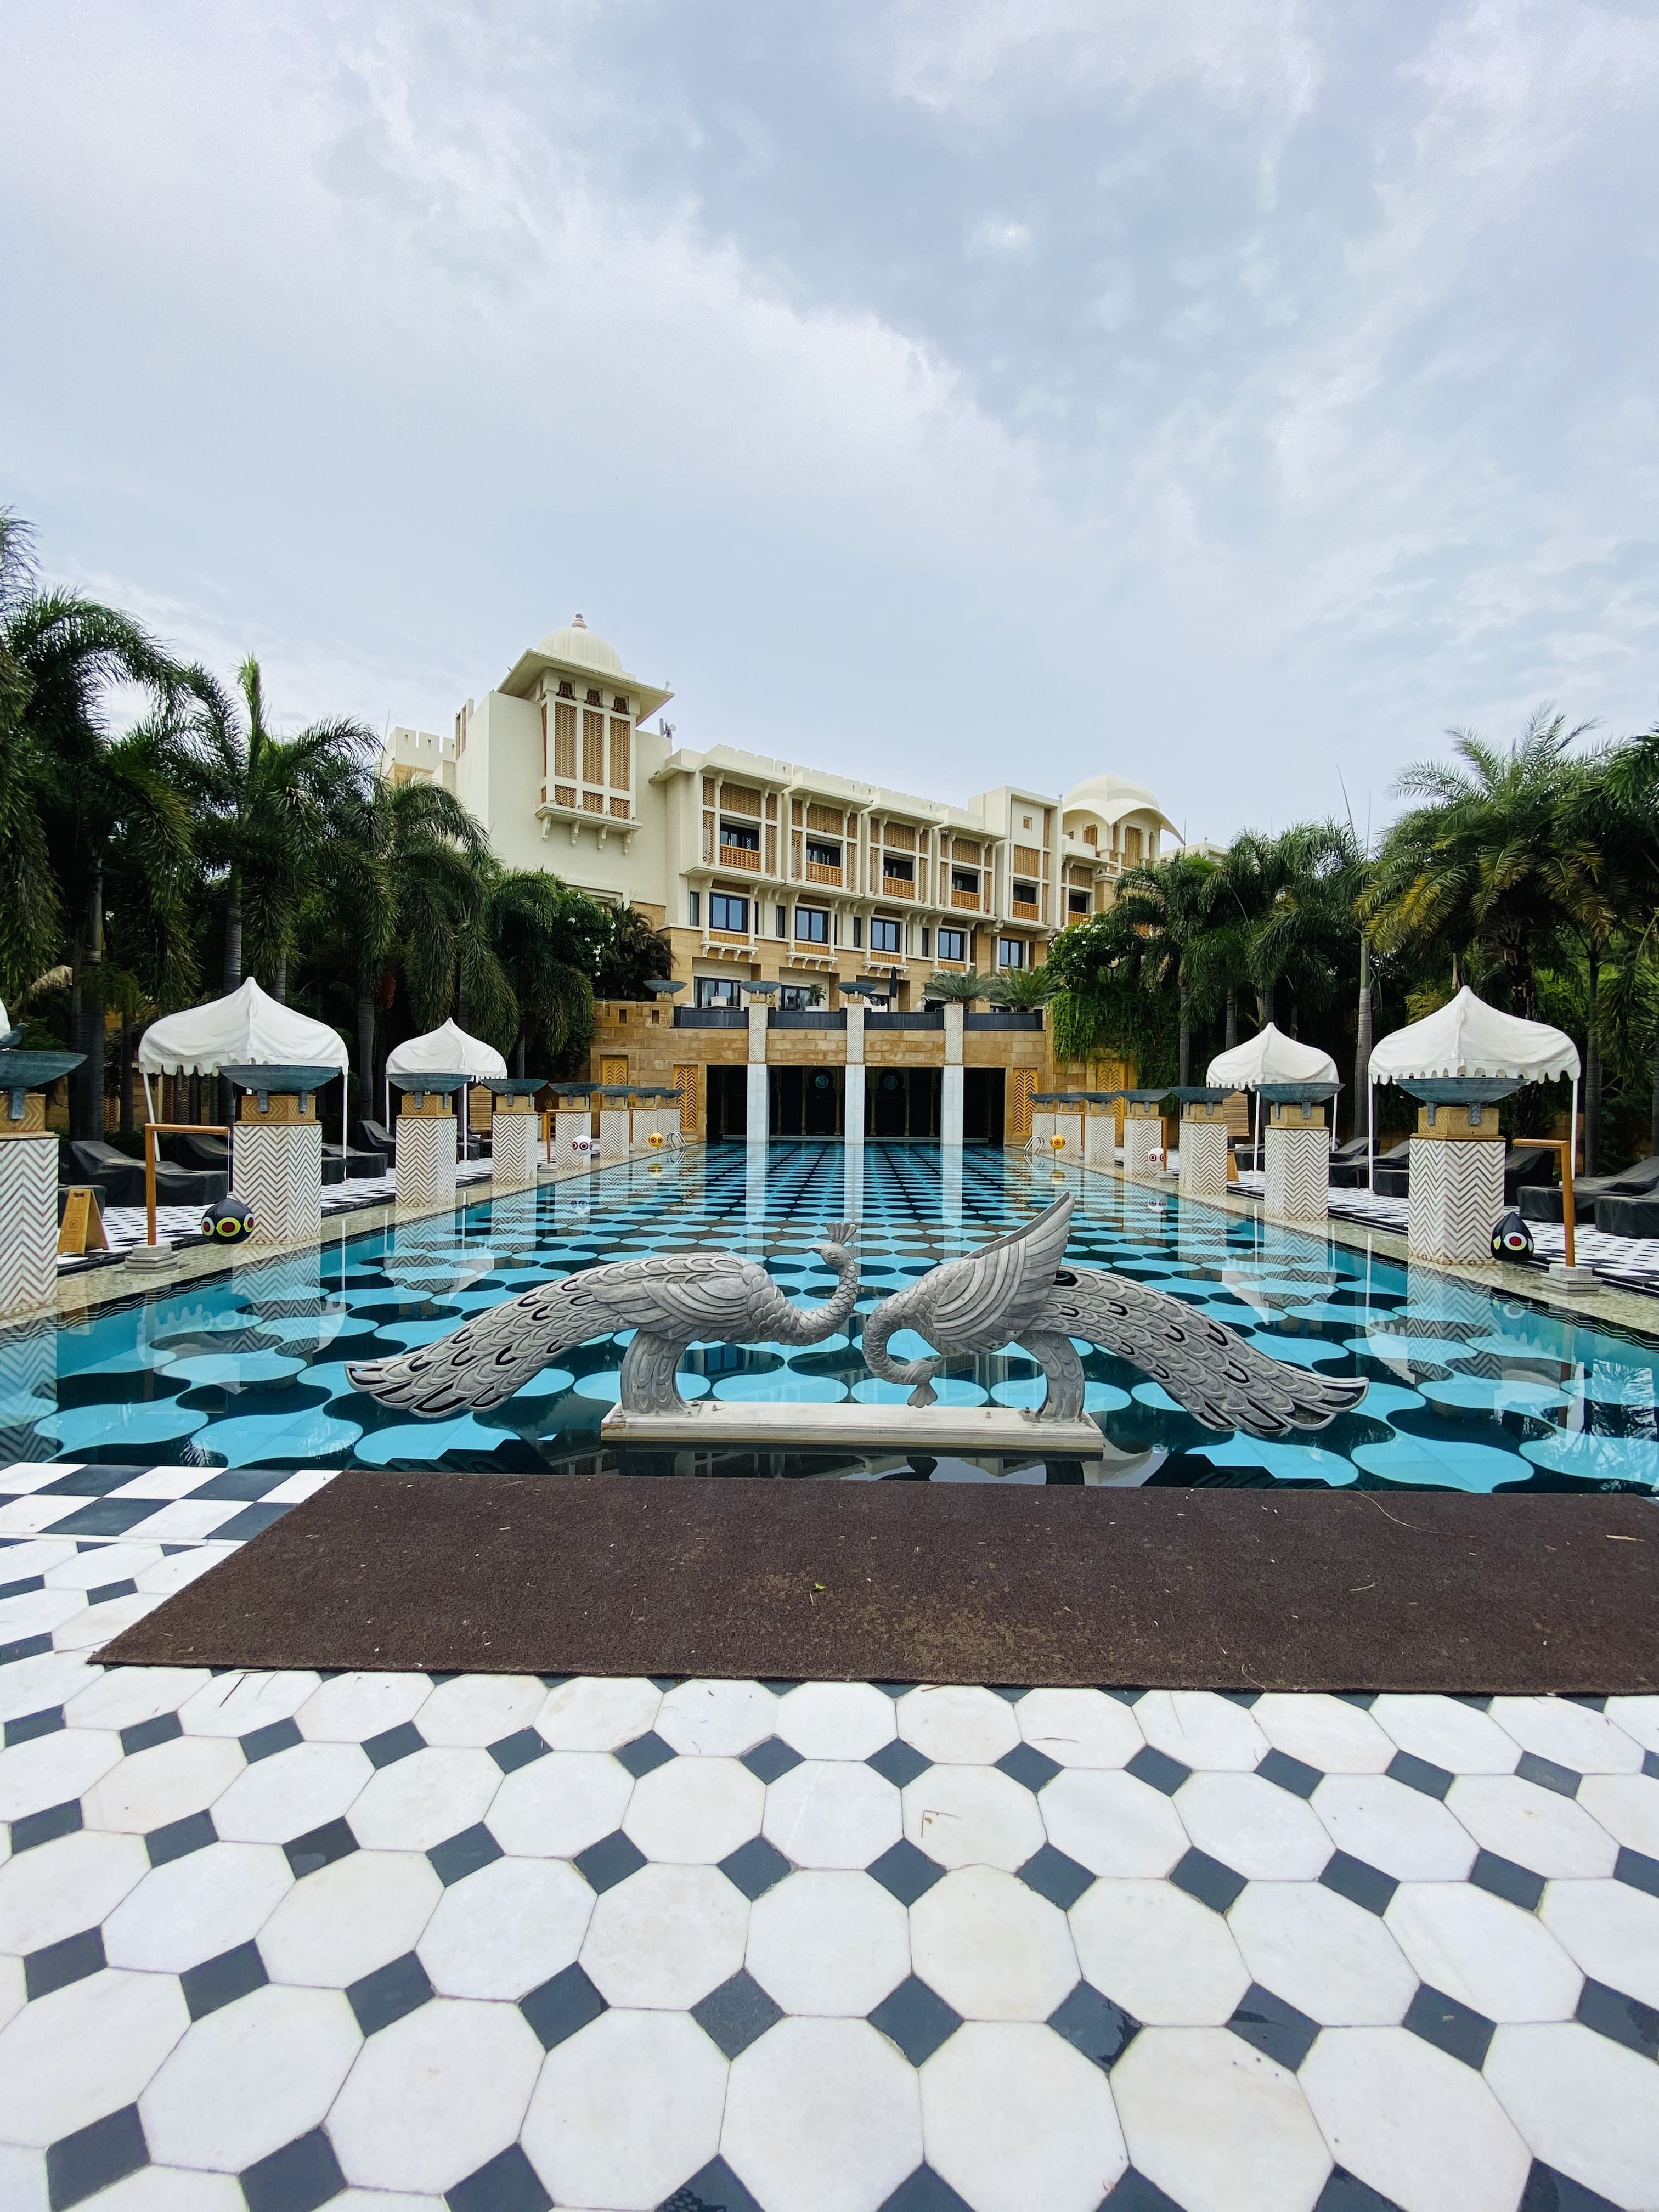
[{"xmin": 815, "ymin": 1221, "xmax": 861, "ymax": 1272}]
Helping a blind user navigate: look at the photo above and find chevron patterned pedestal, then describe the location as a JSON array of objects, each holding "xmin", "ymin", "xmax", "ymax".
[
  {"xmin": 1409, "ymin": 1136, "xmax": 1504, "ymax": 1266},
  {"xmin": 1178, "ymin": 1118, "xmax": 1230, "ymax": 1201},
  {"xmin": 0, "ymin": 1136, "xmax": 57, "ymax": 1317},
  {"xmin": 234, "ymin": 1122, "xmax": 323, "ymax": 1248},
  {"xmin": 1265, "ymin": 1123, "xmax": 1329, "ymax": 1223},
  {"xmin": 1124, "ymin": 1117, "xmax": 1165, "ymax": 1181},
  {"xmin": 396, "ymin": 1116, "xmax": 458, "ymax": 1206},
  {"xmin": 490, "ymin": 1111, "xmax": 539, "ymax": 1187},
  {"xmin": 599, "ymin": 1108, "xmax": 631, "ymax": 1164},
  {"xmin": 1085, "ymin": 1113, "xmax": 1116, "ymax": 1170},
  {"xmin": 554, "ymin": 1110, "xmax": 595, "ymax": 1172}
]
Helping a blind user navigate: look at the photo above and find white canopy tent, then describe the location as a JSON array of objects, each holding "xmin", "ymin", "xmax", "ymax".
[
  {"xmin": 138, "ymin": 978, "xmax": 351, "ymax": 1147},
  {"xmin": 384, "ymin": 1019, "xmax": 507, "ymax": 1143},
  {"xmin": 1366, "ymin": 986, "xmax": 1581, "ymax": 1188},
  {"xmin": 1206, "ymin": 1024, "xmax": 1340, "ymax": 1163}
]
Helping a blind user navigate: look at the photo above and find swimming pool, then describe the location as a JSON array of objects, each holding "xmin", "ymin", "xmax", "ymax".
[{"xmin": 11, "ymin": 1143, "xmax": 1659, "ymax": 1488}]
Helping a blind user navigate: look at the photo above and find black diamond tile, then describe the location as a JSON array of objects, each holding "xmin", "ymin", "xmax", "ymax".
[
  {"xmin": 1127, "ymin": 1744, "xmax": 1190, "ymax": 1795},
  {"xmin": 741, "ymin": 1735, "xmax": 804, "ymax": 1783},
  {"xmin": 146, "ymin": 1809, "xmax": 217, "ymax": 1866},
  {"xmin": 662, "ymin": 2153, "xmax": 768, "ymax": 2212},
  {"xmin": 181, "ymin": 1940, "xmax": 268, "ymax": 2020},
  {"xmin": 49, "ymin": 1500, "xmax": 161, "ymax": 1538},
  {"xmin": 1518, "ymin": 2158, "xmax": 1625, "ymax": 2211},
  {"xmin": 1452, "ymin": 1693, "xmax": 1493, "ymax": 1711},
  {"xmin": 194, "ymin": 1469, "xmax": 286, "ymax": 1502},
  {"xmin": 1047, "ymin": 1979, "xmax": 1139, "ymax": 2070},
  {"xmin": 868, "ymin": 1973, "xmax": 962, "ymax": 2064},
  {"xmin": 1228, "ymin": 1982, "xmax": 1320, "ymax": 2070},
  {"xmin": 488, "ymin": 1726, "xmax": 550, "ymax": 1774},
  {"xmin": 1575, "ymin": 1976, "xmax": 1659, "ymax": 2060},
  {"xmin": 692, "ymin": 1968, "xmax": 784, "ymax": 2058},
  {"xmin": 240, "ymin": 2124, "xmax": 347, "ymax": 2212},
  {"xmin": 867, "ymin": 1837, "xmax": 945, "ymax": 1906},
  {"xmin": 448, "ymin": 2141, "xmax": 552, "ymax": 2212},
  {"xmin": 428, "ymin": 1823, "xmax": 503, "ymax": 1886},
  {"xmin": 574, "ymin": 1828, "xmax": 648, "ymax": 1893},
  {"xmin": 719, "ymin": 1835, "xmax": 792, "ymax": 1901},
  {"xmin": 212, "ymin": 1503, "xmax": 294, "ymax": 1542},
  {"xmin": 1404, "ymin": 1983, "xmax": 1495, "ymax": 2069},
  {"xmin": 648, "ymin": 1674, "xmax": 684, "ymax": 1690},
  {"xmin": 1101, "ymin": 2170, "xmax": 1186, "ymax": 2210},
  {"xmin": 284, "ymin": 1817, "xmax": 358, "ymax": 1878},
  {"xmin": 0, "ymin": 1572, "xmax": 44, "ymax": 1600},
  {"xmin": 44, "ymin": 1467, "xmax": 145, "ymax": 1496},
  {"xmin": 1336, "ymin": 1692, "xmax": 1378, "ymax": 1710},
  {"xmin": 758, "ymin": 1677, "xmax": 805, "ymax": 1694},
  {"xmin": 1563, "ymin": 1694, "xmax": 1607, "ymax": 1712},
  {"xmin": 521, "ymin": 1961, "xmax": 607, "ymax": 2050},
  {"xmin": 240, "ymin": 1717, "xmax": 304, "ymax": 1764},
  {"xmin": 1470, "ymin": 1849, "xmax": 1546, "ymax": 1912},
  {"xmin": 1615, "ymin": 1846, "xmax": 1659, "ymax": 1898},
  {"xmin": 1017, "ymin": 1843, "xmax": 1094, "ymax": 1910},
  {"xmin": 85, "ymin": 1578, "xmax": 137, "ymax": 1606},
  {"xmin": 26, "ymin": 1924, "xmax": 105, "ymax": 2000},
  {"xmin": 348, "ymin": 1950, "xmax": 435, "ymax": 2036},
  {"xmin": 1217, "ymin": 1690, "xmax": 1262, "ymax": 1708},
  {"xmin": 872, "ymin": 1681, "xmax": 917, "ymax": 1698},
  {"xmin": 363, "ymin": 1720, "xmax": 425, "ymax": 1768},
  {"xmin": 1103, "ymin": 1688, "xmax": 1147, "ymax": 1705},
  {"xmin": 1257, "ymin": 1748, "xmax": 1322, "ymax": 1799},
  {"xmin": 1516, "ymin": 1751, "xmax": 1582, "ymax": 1799},
  {"xmin": 1320, "ymin": 1850, "xmax": 1398, "ymax": 1917},
  {"xmin": 867, "ymin": 1737, "xmax": 932, "ymax": 1788},
  {"xmin": 615, "ymin": 1728, "xmax": 675, "ymax": 1777},
  {"xmin": 12, "ymin": 1798, "xmax": 82, "ymax": 1852},
  {"xmin": 1645, "ymin": 1751, "xmax": 1659, "ymax": 1781},
  {"xmin": 987, "ymin": 1684, "xmax": 1030, "ymax": 1702},
  {"xmin": 878, "ymin": 2166, "xmax": 975, "ymax": 2211},
  {"xmin": 0, "ymin": 1632, "xmax": 52, "ymax": 1667},
  {"xmin": 1171, "ymin": 1847, "xmax": 1246, "ymax": 1914},
  {"xmin": 997, "ymin": 1742, "xmax": 1061, "ymax": 1792},
  {"xmin": 1316, "ymin": 2165, "xmax": 1409, "ymax": 2210},
  {"xmin": 1386, "ymin": 1751, "xmax": 1453, "ymax": 1801},
  {"xmin": 46, "ymin": 2103, "xmax": 148, "ymax": 2209},
  {"xmin": 5, "ymin": 1705, "xmax": 65, "ymax": 1746},
  {"xmin": 120, "ymin": 1712, "xmax": 183, "ymax": 1756}
]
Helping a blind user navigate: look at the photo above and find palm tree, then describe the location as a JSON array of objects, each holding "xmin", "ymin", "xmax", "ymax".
[
  {"xmin": 178, "ymin": 659, "xmax": 378, "ymax": 999},
  {"xmin": 1248, "ymin": 822, "xmax": 1365, "ymax": 1043},
  {"xmin": 924, "ymin": 970, "xmax": 995, "ymax": 1004},
  {"xmin": 984, "ymin": 964, "xmax": 1059, "ymax": 1013},
  {"xmin": 484, "ymin": 869, "xmax": 599, "ymax": 1075},
  {"xmin": 1600, "ymin": 726, "xmax": 1659, "ymax": 1153},
  {"xmin": 1108, "ymin": 853, "xmax": 1220, "ymax": 1084}
]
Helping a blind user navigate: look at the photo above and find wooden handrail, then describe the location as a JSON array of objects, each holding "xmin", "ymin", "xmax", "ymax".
[
  {"xmin": 144, "ymin": 1121, "xmax": 230, "ymax": 1250},
  {"xmin": 1521, "ymin": 1136, "xmax": 1578, "ymax": 1269}
]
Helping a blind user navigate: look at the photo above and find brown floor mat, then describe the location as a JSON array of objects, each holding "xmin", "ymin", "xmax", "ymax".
[{"xmin": 101, "ymin": 1472, "xmax": 1659, "ymax": 1693}]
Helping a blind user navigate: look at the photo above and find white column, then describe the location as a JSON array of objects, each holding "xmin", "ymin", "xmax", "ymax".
[
  {"xmin": 554, "ymin": 1108, "xmax": 594, "ymax": 1172},
  {"xmin": 235, "ymin": 1115, "xmax": 324, "ymax": 1247},
  {"xmin": 1264, "ymin": 1113, "xmax": 1329, "ymax": 1223},
  {"xmin": 940, "ymin": 1003, "xmax": 963, "ymax": 1148},
  {"xmin": 1178, "ymin": 1114, "xmax": 1230, "ymax": 1201},
  {"xmin": 1409, "ymin": 1132, "xmax": 1505, "ymax": 1265},
  {"xmin": 1085, "ymin": 1110, "xmax": 1115, "ymax": 1170},
  {"xmin": 491, "ymin": 1110, "xmax": 539, "ymax": 1186},
  {"xmin": 597, "ymin": 1105, "xmax": 631, "ymax": 1162},
  {"xmin": 395, "ymin": 1109, "xmax": 458, "ymax": 1205},
  {"xmin": 844, "ymin": 1000, "xmax": 865, "ymax": 1143},
  {"xmin": 747, "ymin": 1001, "xmax": 769, "ymax": 1140},
  {"xmin": 1124, "ymin": 1111, "xmax": 1164, "ymax": 1181},
  {"xmin": 0, "ymin": 1126, "xmax": 57, "ymax": 1317}
]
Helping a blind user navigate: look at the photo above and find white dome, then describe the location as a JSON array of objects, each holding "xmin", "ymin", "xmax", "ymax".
[
  {"xmin": 537, "ymin": 614, "xmax": 623, "ymax": 676},
  {"xmin": 1063, "ymin": 772, "xmax": 1163, "ymax": 818}
]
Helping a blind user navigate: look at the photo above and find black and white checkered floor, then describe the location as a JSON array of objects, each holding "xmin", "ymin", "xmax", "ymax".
[{"xmin": 2, "ymin": 1463, "xmax": 1658, "ymax": 2212}]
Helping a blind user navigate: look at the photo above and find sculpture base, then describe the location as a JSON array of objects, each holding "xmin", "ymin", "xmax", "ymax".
[{"xmin": 600, "ymin": 1402, "xmax": 1105, "ymax": 1456}]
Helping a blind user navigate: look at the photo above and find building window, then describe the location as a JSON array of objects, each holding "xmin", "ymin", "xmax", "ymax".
[
  {"xmin": 1012, "ymin": 880, "xmax": 1038, "ymax": 905},
  {"xmin": 776, "ymin": 905, "xmax": 787, "ymax": 937},
  {"xmin": 585, "ymin": 688, "xmax": 603, "ymax": 707},
  {"xmin": 710, "ymin": 893, "xmax": 749, "ymax": 933},
  {"xmin": 998, "ymin": 938, "xmax": 1028, "ymax": 969},
  {"xmin": 609, "ymin": 719, "xmax": 631, "ymax": 788},
  {"xmin": 557, "ymin": 680, "xmax": 575, "ymax": 699},
  {"xmin": 553, "ymin": 701, "xmax": 577, "ymax": 779},
  {"xmin": 883, "ymin": 854, "xmax": 915, "ymax": 882},
  {"xmin": 779, "ymin": 984, "xmax": 821, "ymax": 1010},
  {"xmin": 951, "ymin": 868, "xmax": 979, "ymax": 894},
  {"xmin": 852, "ymin": 916, "xmax": 864, "ymax": 949},
  {"xmin": 870, "ymin": 917, "xmax": 900, "ymax": 955},
  {"xmin": 920, "ymin": 927, "xmax": 930, "ymax": 957},
  {"xmin": 695, "ymin": 976, "xmax": 739, "ymax": 1006},
  {"xmin": 795, "ymin": 906, "xmax": 829, "ymax": 944},
  {"xmin": 938, "ymin": 927, "xmax": 966, "ymax": 962},
  {"xmin": 1068, "ymin": 890, "xmax": 1091, "ymax": 915},
  {"xmin": 805, "ymin": 839, "xmax": 840, "ymax": 868},
  {"xmin": 720, "ymin": 820, "xmax": 760, "ymax": 851},
  {"xmin": 1083, "ymin": 824, "xmax": 1098, "ymax": 847},
  {"xmin": 612, "ymin": 694, "xmax": 630, "ymax": 713},
  {"xmin": 582, "ymin": 709, "xmax": 605, "ymax": 783}
]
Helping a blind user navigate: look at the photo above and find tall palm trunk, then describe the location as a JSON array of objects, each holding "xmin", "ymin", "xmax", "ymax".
[
  {"xmin": 514, "ymin": 1034, "xmax": 527, "ymax": 1079},
  {"xmin": 1650, "ymin": 1014, "xmax": 1659, "ymax": 1159},
  {"xmin": 118, "ymin": 1012, "xmax": 134, "ymax": 1137},
  {"xmin": 1353, "ymin": 936, "xmax": 1373, "ymax": 1141},
  {"xmin": 1224, "ymin": 988, "xmax": 1238, "ymax": 1051},
  {"xmin": 1177, "ymin": 965, "xmax": 1191, "ymax": 1086},
  {"xmin": 272, "ymin": 958, "xmax": 287, "ymax": 1003},
  {"xmin": 354, "ymin": 991, "xmax": 376, "ymax": 1127},
  {"xmin": 72, "ymin": 862, "xmax": 105, "ymax": 1141},
  {"xmin": 1585, "ymin": 949, "xmax": 1602, "ymax": 1176},
  {"xmin": 223, "ymin": 867, "xmax": 243, "ymax": 994}
]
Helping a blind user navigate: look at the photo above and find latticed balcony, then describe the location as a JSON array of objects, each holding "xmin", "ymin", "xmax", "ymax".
[
  {"xmin": 1011, "ymin": 899, "xmax": 1041, "ymax": 922},
  {"xmin": 804, "ymin": 861, "xmax": 843, "ymax": 886},
  {"xmin": 882, "ymin": 877, "xmax": 916, "ymax": 900},
  {"xmin": 718, "ymin": 844, "xmax": 761, "ymax": 872},
  {"xmin": 950, "ymin": 889, "xmax": 984, "ymax": 912}
]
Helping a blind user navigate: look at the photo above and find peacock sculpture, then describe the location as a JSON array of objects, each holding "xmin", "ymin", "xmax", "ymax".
[
  {"xmin": 862, "ymin": 1194, "xmax": 1366, "ymax": 1436},
  {"xmin": 347, "ymin": 1223, "xmax": 863, "ymax": 1420},
  {"xmin": 347, "ymin": 1197, "xmax": 1366, "ymax": 1440}
]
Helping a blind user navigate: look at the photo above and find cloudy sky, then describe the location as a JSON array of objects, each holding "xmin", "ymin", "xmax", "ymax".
[{"xmin": 3, "ymin": 1, "xmax": 1656, "ymax": 841}]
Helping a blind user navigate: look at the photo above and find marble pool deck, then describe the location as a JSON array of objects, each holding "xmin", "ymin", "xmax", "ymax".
[{"xmin": 2, "ymin": 1460, "xmax": 1658, "ymax": 2212}]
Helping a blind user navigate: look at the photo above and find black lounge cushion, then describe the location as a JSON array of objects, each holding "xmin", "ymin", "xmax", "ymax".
[
  {"xmin": 66, "ymin": 1141, "xmax": 144, "ymax": 1208},
  {"xmin": 1520, "ymin": 1153, "xmax": 1659, "ymax": 1224},
  {"xmin": 1595, "ymin": 1193, "xmax": 1659, "ymax": 1240}
]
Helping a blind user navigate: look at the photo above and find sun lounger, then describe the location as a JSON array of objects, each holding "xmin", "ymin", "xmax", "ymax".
[{"xmin": 1520, "ymin": 1153, "xmax": 1659, "ymax": 1226}]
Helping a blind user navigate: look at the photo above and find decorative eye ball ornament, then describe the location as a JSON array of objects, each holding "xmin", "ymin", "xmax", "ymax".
[
  {"xmin": 648, "ymin": 1131, "xmax": 665, "ymax": 1149},
  {"xmin": 571, "ymin": 1135, "xmax": 599, "ymax": 1154},
  {"xmin": 1049, "ymin": 1132, "xmax": 1066, "ymax": 1152},
  {"xmin": 1492, "ymin": 1209, "xmax": 1534, "ymax": 1261},
  {"xmin": 202, "ymin": 1195, "xmax": 255, "ymax": 1244}
]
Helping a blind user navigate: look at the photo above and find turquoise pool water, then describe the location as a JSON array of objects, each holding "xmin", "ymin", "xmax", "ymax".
[{"xmin": 12, "ymin": 1143, "xmax": 1659, "ymax": 1487}]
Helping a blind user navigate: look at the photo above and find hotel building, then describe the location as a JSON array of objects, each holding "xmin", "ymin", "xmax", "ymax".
[{"xmin": 386, "ymin": 616, "xmax": 1176, "ymax": 1142}]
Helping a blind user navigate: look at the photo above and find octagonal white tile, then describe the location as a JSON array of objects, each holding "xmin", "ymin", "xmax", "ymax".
[
  {"xmin": 537, "ymin": 1675, "xmax": 661, "ymax": 1750},
  {"xmin": 763, "ymin": 1758, "xmax": 902, "ymax": 1869},
  {"xmin": 1136, "ymin": 1691, "xmax": 1267, "ymax": 1772},
  {"xmin": 622, "ymin": 1753, "xmax": 763, "ymax": 1863},
  {"xmin": 1605, "ymin": 1695, "xmax": 1659, "ymax": 1755},
  {"xmin": 522, "ymin": 2007, "xmax": 727, "ymax": 2212},
  {"xmin": 1314, "ymin": 1774, "xmax": 1476, "ymax": 1881},
  {"xmin": 902, "ymin": 1763, "xmax": 1045, "ymax": 1872},
  {"xmin": 1385, "ymin": 1881, "xmax": 1581, "ymax": 2021},
  {"xmin": 922, "ymin": 2020, "xmax": 1126, "ymax": 2212},
  {"xmin": 102, "ymin": 1839, "xmax": 292, "ymax": 1973},
  {"xmin": 1070, "ymin": 1877, "xmax": 1250, "ymax": 2025},
  {"xmin": 295, "ymin": 1671, "xmax": 430, "ymax": 1741},
  {"xmin": 260, "ymin": 1847, "xmax": 442, "ymax": 1988},
  {"xmin": 1227, "ymin": 1881, "xmax": 1416, "ymax": 2027},
  {"xmin": 0, "ymin": 1967, "xmax": 188, "ymax": 2148},
  {"xmin": 1177, "ymin": 1771, "xmax": 1331, "ymax": 1881},
  {"xmin": 658, "ymin": 1678, "xmax": 780, "ymax": 1756},
  {"xmin": 1369, "ymin": 1694, "xmax": 1520, "ymax": 1775},
  {"xmin": 775, "ymin": 1681, "xmax": 896, "ymax": 1761},
  {"xmin": 0, "ymin": 1724, "xmax": 121, "ymax": 1820},
  {"xmin": 328, "ymin": 1995, "xmax": 544, "ymax": 2196},
  {"xmin": 81, "ymin": 1732, "xmax": 244, "ymax": 1835},
  {"xmin": 723, "ymin": 2016, "xmax": 922, "ymax": 2212},
  {"xmin": 61, "ymin": 1665, "xmax": 210, "ymax": 1732},
  {"xmin": 210, "ymin": 1740, "xmax": 371, "ymax": 1843},
  {"xmin": 1446, "ymin": 1775, "xmax": 1617, "ymax": 1878},
  {"xmin": 1489, "ymin": 1695, "xmax": 1645, "ymax": 1774},
  {"xmin": 1301, "ymin": 2024, "xmax": 1533, "ymax": 2212},
  {"xmin": 487, "ymin": 1747, "xmax": 634, "ymax": 1859},
  {"xmin": 84, "ymin": 2170, "xmax": 244, "ymax": 2211},
  {"xmin": 417, "ymin": 1853, "xmax": 593, "ymax": 1999},
  {"xmin": 348, "ymin": 1745, "xmax": 501, "ymax": 1852},
  {"xmin": 1486, "ymin": 2018, "xmax": 1659, "ymax": 2210},
  {"xmin": 1040, "ymin": 1768, "xmax": 1189, "ymax": 1877},
  {"xmin": 910, "ymin": 1865, "xmax": 1077, "ymax": 2022},
  {"xmin": 416, "ymin": 1673, "xmax": 546, "ymax": 1746},
  {"xmin": 1539, "ymin": 1875, "xmax": 1659, "ymax": 2006},
  {"xmin": 141, "ymin": 1981, "xmax": 360, "ymax": 2171},
  {"xmin": 1578, "ymin": 1771, "xmax": 1659, "ymax": 1858},
  {"xmin": 896, "ymin": 1685, "xmax": 1020, "ymax": 1764},
  {"xmin": 177, "ymin": 1669, "xmax": 319, "ymax": 1736},
  {"xmin": 1113, "ymin": 2026, "xmax": 1331, "ymax": 2212},
  {"xmin": 1252, "ymin": 1693, "xmax": 1395, "ymax": 1774},
  {"xmin": 747, "ymin": 1870, "xmax": 910, "ymax": 2016},
  {"xmin": 0, "ymin": 1826, "xmax": 148, "ymax": 1953},
  {"xmin": 1015, "ymin": 1687, "xmax": 1142, "ymax": 1769},
  {"xmin": 580, "ymin": 1860, "xmax": 748, "ymax": 2008}
]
